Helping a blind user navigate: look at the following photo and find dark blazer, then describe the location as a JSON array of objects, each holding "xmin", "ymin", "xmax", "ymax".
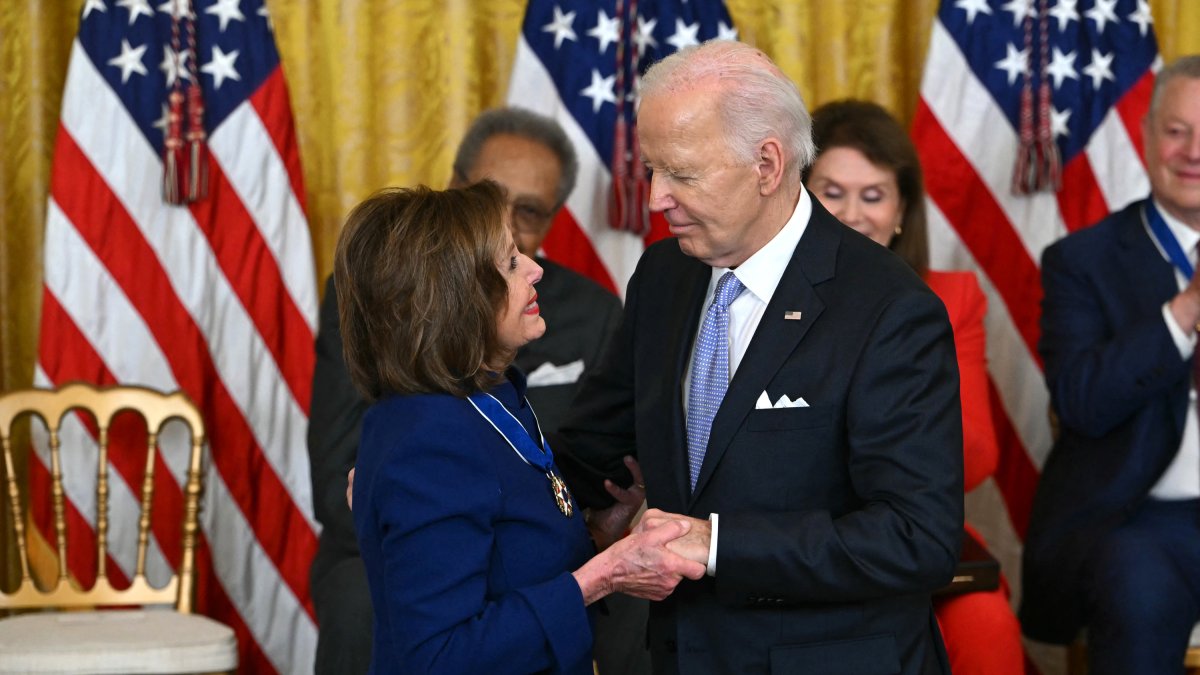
[
  {"xmin": 925, "ymin": 271, "xmax": 998, "ymax": 492},
  {"xmin": 556, "ymin": 194, "xmax": 963, "ymax": 675},
  {"xmin": 308, "ymin": 264, "xmax": 620, "ymax": 587},
  {"xmin": 307, "ymin": 265, "xmax": 621, "ymax": 673},
  {"xmin": 1020, "ymin": 198, "xmax": 1189, "ymax": 644},
  {"xmin": 354, "ymin": 377, "xmax": 595, "ymax": 674}
]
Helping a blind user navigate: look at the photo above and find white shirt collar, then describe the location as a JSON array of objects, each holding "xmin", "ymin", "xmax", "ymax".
[{"xmin": 708, "ymin": 189, "xmax": 812, "ymax": 304}]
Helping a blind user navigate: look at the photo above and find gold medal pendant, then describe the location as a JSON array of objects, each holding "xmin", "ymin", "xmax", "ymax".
[
  {"xmin": 547, "ymin": 472, "xmax": 573, "ymax": 518},
  {"xmin": 466, "ymin": 390, "xmax": 574, "ymax": 518}
]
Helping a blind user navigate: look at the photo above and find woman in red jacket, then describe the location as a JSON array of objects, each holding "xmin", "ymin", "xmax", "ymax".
[{"xmin": 805, "ymin": 99, "xmax": 1024, "ymax": 675}]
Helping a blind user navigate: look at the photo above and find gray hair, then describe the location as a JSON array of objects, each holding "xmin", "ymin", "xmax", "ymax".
[
  {"xmin": 1149, "ymin": 55, "xmax": 1200, "ymax": 118},
  {"xmin": 452, "ymin": 107, "xmax": 579, "ymax": 208},
  {"xmin": 638, "ymin": 40, "xmax": 816, "ymax": 172}
]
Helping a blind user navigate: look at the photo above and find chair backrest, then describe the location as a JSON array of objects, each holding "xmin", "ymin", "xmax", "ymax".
[{"xmin": 0, "ymin": 382, "xmax": 206, "ymax": 614}]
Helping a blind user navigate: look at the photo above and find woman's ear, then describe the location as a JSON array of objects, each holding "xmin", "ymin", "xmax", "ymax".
[{"xmin": 894, "ymin": 198, "xmax": 907, "ymax": 235}]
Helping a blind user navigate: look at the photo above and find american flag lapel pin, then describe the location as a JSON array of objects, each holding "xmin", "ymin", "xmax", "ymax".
[{"xmin": 784, "ymin": 311, "xmax": 803, "ymax": 321}]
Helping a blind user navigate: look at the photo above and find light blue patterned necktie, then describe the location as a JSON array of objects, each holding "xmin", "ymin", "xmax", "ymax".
[{"xmin": 686, "ymin": 271, "xmax": 746, "ymax": 491}]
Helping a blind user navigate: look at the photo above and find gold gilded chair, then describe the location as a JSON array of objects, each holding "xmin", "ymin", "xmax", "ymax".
[
  {"xmin": 1187, "ymin": 626, "xmax": 1200, "ymax": 675},
  {"xmin": 0, "ymin": 382, "xmax": 237, "ymax": 674}
]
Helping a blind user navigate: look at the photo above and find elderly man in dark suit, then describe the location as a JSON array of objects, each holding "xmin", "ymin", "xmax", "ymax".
[
  {"xmin": 307, "ymin": 108, "xmax": 626, "ymax": 675},
  {"xmin": 1021, "ymin": 55, "xmax": 1200, "ymax": 673},
  {"xmin": 554, "ymin": 40, "xmax": 963, "ymax": 674}
]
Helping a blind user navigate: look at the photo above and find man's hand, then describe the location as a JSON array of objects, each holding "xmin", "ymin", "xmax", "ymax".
[
  {"xmin": 346, "ymin": 467, "xmax": 355, "ymax": 511},
  {"xmin": 1169, "ymin": 272, "xmax": 1200, "ymax": 335},
  {"xmin": 635, "ymin": 508, "xmax": 711, "ymax": 566},
  {"xmin": 587, "ymin": 455, "xmax": 646, "ymax": 551}
]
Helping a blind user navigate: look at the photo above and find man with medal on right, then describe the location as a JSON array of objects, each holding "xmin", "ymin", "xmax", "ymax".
[{"xmin": 1021, "ymin": 54, "xmax": 1200, "ymax": 674}]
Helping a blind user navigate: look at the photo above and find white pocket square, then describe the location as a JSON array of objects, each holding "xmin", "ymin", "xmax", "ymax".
[
  {"xmin": 526, "ymin": 359, "xmax": 585, "ymax": 387},
  {"xmin": 755, "ymin": 391, "xmax": 810, "ymax": 409}
]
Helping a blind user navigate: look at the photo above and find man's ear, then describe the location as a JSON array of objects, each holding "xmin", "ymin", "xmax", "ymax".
[{"xmin": 756, "ymin": 138, "xmax": 786, "ymax": 196}]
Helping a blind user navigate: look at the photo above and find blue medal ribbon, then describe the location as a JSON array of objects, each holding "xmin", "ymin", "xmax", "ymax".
[
  {"xmin": 1146, "ymin": 201, "xmax": 1195, "ymax": 281},
  {"xmin": 467, "ymin": 391, "xmax": 575, "ymax": 517}
]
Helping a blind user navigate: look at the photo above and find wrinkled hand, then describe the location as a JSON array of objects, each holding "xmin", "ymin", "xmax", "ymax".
[
  {"xmin": 573, "ymin": 518, "xmax": 706, "ymax": 605},
  {"xmin": 587, "ymin": 456, "xmax": 646, "ymax": 551},
  {"xmin": 635, "ymin": 508, "xmax": 711, "ymax": 566},
  {"xmin": 346, "ymin": 467, "xmax": 355, "ymax": 511},
  {"xmin": 1170, "ymin": 270, "xmax": 1200, "ymax": 334}
]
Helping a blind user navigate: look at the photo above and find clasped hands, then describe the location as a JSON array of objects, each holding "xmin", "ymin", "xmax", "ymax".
[
  {"xmin": 348, "ymin": 457, "xmax": 713, "ymax": 604},
  {"xmin": 575, "ymin": 457, "xmax": 712, "ymax": 605}
]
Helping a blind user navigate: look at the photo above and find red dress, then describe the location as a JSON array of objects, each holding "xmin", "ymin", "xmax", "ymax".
[{"xmin": 925, "ymin": 270, "xmax": 1025, "ymax": 675}]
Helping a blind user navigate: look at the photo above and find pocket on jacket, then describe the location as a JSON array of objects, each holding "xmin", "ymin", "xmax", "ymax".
[
  {"xmin": 769, "ymin": 633, "xmax": 899, "ymax": 675},
  {"xmin": 746, "ymin": 405, "xmax": 833, "ymax": 431}
]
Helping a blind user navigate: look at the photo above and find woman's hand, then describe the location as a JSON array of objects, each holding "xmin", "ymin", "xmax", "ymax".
[
  {"xmin": 587, "ymin": 456, "xmax": 646, "ymax": 551},
  {"xmin": 346, "ymin": 467, "xmax": 355, "ymax": 511},
  {"xmin": 572, "ymin": 517, "xmax": 706, "ymax": 605}
]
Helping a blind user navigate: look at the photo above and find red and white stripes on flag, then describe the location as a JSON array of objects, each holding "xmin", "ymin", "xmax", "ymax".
[
  {"xmin": 911, "ymin": 0, "xmax": 1158, "ymax": 613},
  {"xmin": 506, "ymin": 0, "xmax": 737, "ymax": 296},
  {"xmin": 34, "ymin": 2, "xmax": 317, "ymax": 672}
]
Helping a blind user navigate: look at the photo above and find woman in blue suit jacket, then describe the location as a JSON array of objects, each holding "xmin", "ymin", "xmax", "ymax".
[{"xmin": 333, "ymin": 182, "xmax": 705, "ymax": 675}]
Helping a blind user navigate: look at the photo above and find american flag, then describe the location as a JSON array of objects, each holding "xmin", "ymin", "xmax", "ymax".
[
  {"xmin": 912, "ymin": 0, "xmax": 1158, "ymax": 646},
  {"xmin": 34, "ymin": 0, "xmax": 318, "ymax": 672},
  {"xmin": 506, "ymin": 0, "xmax": 736, "ymax": 295}
]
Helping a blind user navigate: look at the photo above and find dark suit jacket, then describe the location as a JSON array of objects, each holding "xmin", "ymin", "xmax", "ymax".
[
  {"xmin": 308, "ymin": 263, "xmax": 621, "ymax": 589},
  {"xmin": 1020, "ymin": 198, "xmax": 1190, "ymax": 644},
  {"xmin": 354, "ymin": 376, "xmax": 595, "ymax": 674},
  {"xmin": 556, "ymin": 194, "xmax": 963, "ymax": 675},
  {"xmin": 925, "ymin": 270, "xmax": 998, "ymax": 492}
]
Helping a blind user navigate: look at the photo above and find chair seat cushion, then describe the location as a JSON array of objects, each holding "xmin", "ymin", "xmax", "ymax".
[{"xmin": 0, "ymin": 609, "xmax": 237, "ymax": 674}]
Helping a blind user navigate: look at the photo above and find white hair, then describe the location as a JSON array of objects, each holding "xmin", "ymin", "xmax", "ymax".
[
  {"xmin": 1149, "ymin": 54, "xmax": 1200, "ymax": 119},
  {"xmin": 638, "ymin": 40, "xmax": 816, "ymax": 171}
]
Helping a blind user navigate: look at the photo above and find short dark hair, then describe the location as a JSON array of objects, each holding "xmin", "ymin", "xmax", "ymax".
[
  {"xmin": 806, "ymin": 99, "xmax": 930, "ymax": 276},
  {"xmin": 452, "ymin": 107, "xmax": 579, "ymax": 208},
  {"xmin": 334, "ymin": 182, "xmax": 511, "ymax": 401}
]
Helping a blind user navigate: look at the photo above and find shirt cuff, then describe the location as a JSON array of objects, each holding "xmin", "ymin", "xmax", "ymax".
[
  {"xmin": 706, "ymin": 513, "xmax": 718, "ymax": 577},
  {"xmin": 1163, "ymin": 301, "xmax": 1197, "ymax": 359}
]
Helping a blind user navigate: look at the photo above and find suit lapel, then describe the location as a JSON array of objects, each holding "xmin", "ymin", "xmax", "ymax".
[
  {"xmin": 666, "ymin": 258, "xmax": 712, "ymax": 507},
  {"xmin": 688, "ymin": 198, "xmax": 840, "ymax": 505},
  {"xmin": 1120, "ymin": 200, "xmax": 1182, "ymax": 306},
  {"xmin": 1120, "ymin": 200, "xmax": 1190, "ymax": 436}
]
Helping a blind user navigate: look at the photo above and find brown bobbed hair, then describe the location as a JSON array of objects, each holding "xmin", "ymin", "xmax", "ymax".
[
  {"xmin": 334, "ymin": 181, "xmax": 511, "ymax": 402},
  {"xmin": 805, "ymin": 99, "xmax": 930, "ymax": 277}
]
